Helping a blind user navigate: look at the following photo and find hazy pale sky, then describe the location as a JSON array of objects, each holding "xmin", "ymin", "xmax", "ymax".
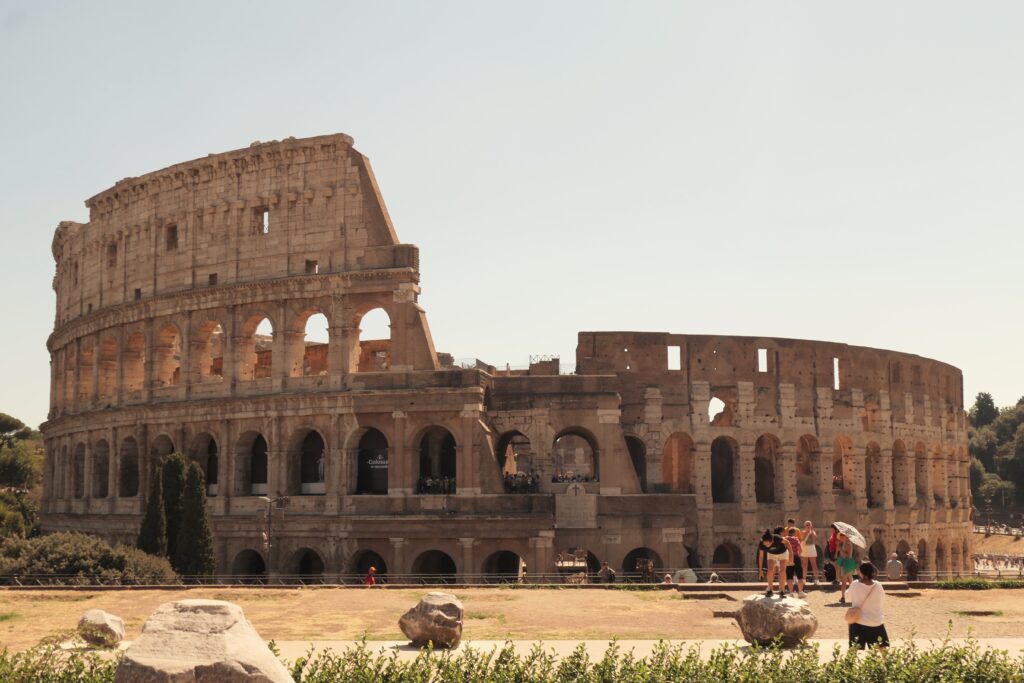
[{"xmin": 2, "ymin": 1, "xmax": 1022, "ymax": 429}]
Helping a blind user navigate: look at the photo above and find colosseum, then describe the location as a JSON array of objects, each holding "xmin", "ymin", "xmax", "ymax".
[{"xmin": 41, "ymin": 133, "xmax": 972, "ymax": 581}]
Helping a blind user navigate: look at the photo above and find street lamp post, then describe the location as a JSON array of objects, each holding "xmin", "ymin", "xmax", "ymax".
[{"xmin": 258, "ymin": 496, "xmax": 290, "ymax": 579}]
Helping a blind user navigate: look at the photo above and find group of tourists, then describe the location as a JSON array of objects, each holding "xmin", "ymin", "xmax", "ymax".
[
  {"xmin": 756, "ymin": 519, "xmax": 821, "ymax": 598},
  {"xmin": 974, "ymin": 554, "xmax": 1024, "ymax": 572},
  {"xmin": 502, "ymin": 471, "xmax": 541, "ymax": 493},
  {"xmin": 416, "ymin": 476, "xmax": 455, "ymax": 494},
  {"xmin": 551, "ymin": 472, "xmax": 595, "ymax": 483}
]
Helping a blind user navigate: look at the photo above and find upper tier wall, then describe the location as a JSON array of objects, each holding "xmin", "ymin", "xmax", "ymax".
[{"xmin": 50, "ymin": 134, "xmax": 402, "ymax": 329}]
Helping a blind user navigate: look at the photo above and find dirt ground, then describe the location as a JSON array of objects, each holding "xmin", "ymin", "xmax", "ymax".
[
  {"xmin": 2, "ymin": 586, "xmax": 1024, "ymax": 652},
  {"xmin": 972, "ymin": 531, "xmax": 1024, "ymax": 557}
]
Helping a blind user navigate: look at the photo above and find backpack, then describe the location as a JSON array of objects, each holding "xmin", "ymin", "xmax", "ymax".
[{"xmin": 824, "ymin": 562, "xmax": 837, "ymax": 582}]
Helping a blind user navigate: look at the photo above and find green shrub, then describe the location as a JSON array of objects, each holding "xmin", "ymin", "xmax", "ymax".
[
  {"xmin": 0, "ymin": 443, "xmax": 39, "ymax": 490},
  {"xmin": 0, "ymin": 532, "xmax": 176, "ymax": 584},
  {"xmin": 0, "ymin": 645, "xmax": 119, "ymax": 682},
  {"xmin": 936, "ymin": 578, "xmax": 1024, "ymax": 590},
  {"xmin": 0, "ymin": 489, "xmax": 38, "ymax": 539}
]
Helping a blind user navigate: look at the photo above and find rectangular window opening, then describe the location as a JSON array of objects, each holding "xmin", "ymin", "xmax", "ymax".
[
  {"xmin": 106, "ymin": 243, "xmax": 117, "ymax": 268},
  {"xmin": 134, "ymin": 288, "xmax": 142, "ymax": 300},
  {"xmin": 833, "ymin": 357, "xmax": 841, "ymax": 390},
  {"xmin": 165, "ymin": 224, "xmax": 178, "ymax": 251},
  {"xmin": 256, "ymin": 207, "xmax": 270, "ymax": 235},
  {"xmin": 757, "ymin": 348, "xmax": 768, "ymax": 373},
  {"xmin": 667, "ymin": 345, "xmax": 681, "ymax": 371},
  {"xmin": 208, "ymin": 273, "xmax": 218, "ymax": 286},
  {"xmin": 305, "ymin": 259, "xmax": 319, "ymax": 274}
]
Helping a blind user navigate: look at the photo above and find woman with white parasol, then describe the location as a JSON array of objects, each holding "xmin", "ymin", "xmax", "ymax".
[{"xmin": 833, "ymin": 521, "xmax": 865, "ymax": 604}]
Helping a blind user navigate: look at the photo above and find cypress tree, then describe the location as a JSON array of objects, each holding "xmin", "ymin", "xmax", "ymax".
[
  {"xmin": 137, "ymin": 467, "xmax": 167, "ymax": 557},
  {"xmin": 162, "ymin": 453, "xmax": 187, "ymax": 563},
  {"xmin": 176, "ymin": 462, "xmax": 215, "ymax": 577}
]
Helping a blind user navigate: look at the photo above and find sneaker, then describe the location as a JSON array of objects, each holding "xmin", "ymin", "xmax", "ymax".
[
  {"xmin": 839, "ymin": 597, "xmax": 846, "ymax": 605},
  {"xmin": 798, "ymin": 591, "xmax": 806, "ymax": 598},
  {"xmin": 765, "ymin": 589, "xmax": 773, "ymax": 597}
]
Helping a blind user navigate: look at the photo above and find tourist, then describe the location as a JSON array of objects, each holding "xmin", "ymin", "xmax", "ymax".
[
  {"xmin": 363, "ymin": 566, "xmax": 378, "ymax": 587},
  {"xmin": 598, "ymin": 561, "xmax": 616, "ymax": 584},
  {"xmin": 827, "ymin": 524, "xmax": 840, "ymax": 562},
  {"xmin": 905, "ymin": 551, "xmax": 920, "ymax": 581},
  {"xmin": 662, "ymin": 574, "xmax": 673, "ymax": 585},
  {"xmin": 846, "ymin": 562, "xmax": 889, "ymax": 650},
  {"xmin": 802, "ymin": 520, "xmax": 820, "ymax": 584},
  {"xmin": 886, "ymin": 552, "xmax": 903, "ymax": 581},
  {"xmin": 760, "ymin": 529, "xmax": 788, "ymax": 597},
  {"xmin": 785, "ymin": 527, "xmax": 806, "ymax": 597},
  {"xmin": 708, "ymin": 571, "xmax": 721, "ymax": 583},
  {"xmin": 836, "ymin": 533, "xmax": 858, "ymax": 604}
]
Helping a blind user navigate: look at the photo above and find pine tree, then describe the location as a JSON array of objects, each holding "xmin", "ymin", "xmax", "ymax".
[
  {"xmin": 162, "ymin": 453, "xmax": 187, "ymax": 563},
  {"xmin": 137, "ymin": 467, "xmax": 167, "ymax": 557},
  {"xmin": 175, "ymin": 462, "xmax": 215, "ymax": 577}
]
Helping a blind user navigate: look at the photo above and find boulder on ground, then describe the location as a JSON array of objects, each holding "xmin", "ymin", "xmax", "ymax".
[
  {"xmin": 114, "ymin": 599, "xmax": 291, "ymax": 683},
  {"xmin": 77, "ymin": 609, "xmax": 125, "ymax": 647},
  {"xmin": 398, "ymin": 592, "xmax": 464, "ymax": 648},
  {"xmin": 735, "ymin": 594, "xmax": 818, "ymax": 648}
]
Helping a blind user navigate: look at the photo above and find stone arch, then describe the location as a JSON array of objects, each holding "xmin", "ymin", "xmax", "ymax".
[
  {"xmin": 154, "ymin": 323, "xmax": 182, "ymax": 387},
  {"xmin": 239, "ymin": 314, "xmax": 275, "ymax": 381},
  {"xmin": 417, "ymin": 426, "xmax": 457, "ymax": 493},
  {"xmin": 72, "ymin": 443, "xmax": 86, "ymax": 498},
  {"xmin": 188, "ymin": 432, "xmax": 220, "ymax": 497},
  {"xmin": 710, "ymin": 436, "xmax": 737, "ymax": 503},
  {"xmin": 352, "ymin": 550, "xmax": 388, "ymax": 577},
  {"xmin": 119, "ymin": 436, "xmax": 139, "ymax": 497},
  {"xmin": 950, "ymin": 538, "xmax": 962, "ymax": 574},
  {"xmin": 482, "ymin": 550, "xmax": 523, "ymax": 582},
  {"xmin": 231, "ymin": 549, "xmax": 267, "ymax": 582},
  {"xmin": 892, "ymin": 440, "xmax": 909, "ymax": 505},
  {"xmin": 191, "ymin": 318, "xmax": 225, "ymax": 382},
  {"xmin": 866, "ymin": 442, "xmax": 884, "ymax": 508},
  {"xmin": 708, "ymin": 394, "xmax": 735, "ymax": 426},
  {"xmin": 662, "ymin": 432, "xmax": 694, "ymax": 493},
  {"xmin": 289, "ymin": 428, "xmax": 327, "ymax": 495},
  {"xmin": 356, "ymin": 428, "xmax": 389, "ymax": 495},
  {"xmin": 796, "ymin": 434, "xmax": 819, "ymax": 496},
  {"xmin": 931, "ymin": 444, "xmax": 945, "ymax": 505},
  {"xmin": 92, "ymin": 439, "xmax": 110, "ymax": 499},
  {"xmin": 97, "ymin": 336, "xmax": 118, "ymax": 400},
  {"xmin": 934, "ymin": 539, "xmax": 947, "ymax": 576},
  {"xmin": 622, "ymin": 547, "xmax": 663, "ymax": 575},
  {"xmin": 235, "ymin": 431, "xmax": 268, "ymax": 496},
  {"xmin": 290, "ymin": 307, "xmax": 330, "ymax": 378},
  {"xmin": 552, "ymin": 427, "xmax": 599, "ymax": 481},
  {"xmin": 754, "ymin": 434, "xmax": 780, "ymax": 503},
  {"xmin": 150, "ymin": 434, "xmax": 175, "ymax": 459},
  {"xmin": 914, "ymin": 442, "xmax": 929, "ymax": 501},
  {"xmin": 896, "ymin": 540, "xmax": 911, "ymax": 561},
  {"xmin": 917, "ymin": 539, "xmax": 928, "ymax": 571},
  {"xmin": 77, "ymin": 342, "xmax": 94, "ymax": 402},
  {"xmin": 411, "ymin": 550, "xmax": 457, "ymax": 583},
  {"xmin": 832, "ymin": 436, "xmax": 854, "ymax": 492},
  {"xmin": 624, "ymin": 435, "xmax": 647, "ymax": 493},
  {"xmin": 496, "ymin": 431, "xmax": 532, "ymax": 476},
  {"xmin": 947, "ymin": 447, "xmax": 959, "ymax": 508},
  {"xmin": 355, "ymin": 307, "xmax": 391, "ymax": 372},
  {"xmin": 868, "ymin": 539, "xmax": 887, "ymax": 567},
  {"xmin": 123, "ymin": 332, "xmax": 146, "ymax": 393},
  {"xmin": 288, "ymin": 547, "xmax": 326, "ymax": 581},
  {"xmin": 711, "ymin": 542, "xmax": 742, "ymax": 569}
]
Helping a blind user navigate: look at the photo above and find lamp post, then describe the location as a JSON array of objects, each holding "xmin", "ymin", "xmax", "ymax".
[{"xmin": 258, "ymin": 495, "xmax": 290, "ymax": 578}]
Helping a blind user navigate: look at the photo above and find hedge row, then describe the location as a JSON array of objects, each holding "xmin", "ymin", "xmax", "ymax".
[
  {"xmin": 935, "ymin": 578, "xmax": 1024, "ymax": 590},
  {"xmin": 4, "ymin": 639, "xmax": 1024, "ymax": 682}
]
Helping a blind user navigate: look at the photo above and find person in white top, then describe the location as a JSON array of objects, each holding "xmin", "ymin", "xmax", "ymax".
[{"xmin": 846, "ymin": 562, "xmax": 889, "ymax": 649}]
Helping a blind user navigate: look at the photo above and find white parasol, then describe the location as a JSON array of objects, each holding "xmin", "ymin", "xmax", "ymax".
[{"xmin": 832, "ymin": 521, "xmax": 867, "ymax": 548}]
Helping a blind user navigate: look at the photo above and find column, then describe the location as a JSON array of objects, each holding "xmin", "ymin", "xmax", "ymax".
[
  {"xmin": 390, "ymin": 537, "xmax": 407, "ymax": 577},
  {"xmin": 881, "ymin": 447, "xmax": 894, "ymax": 510},
  {"xmin": 82, "ymin": 441, "xmax": 93, "ymax": 501},
  {"xmin": 818, "ymin": 443, "xmax": 836, "ymax": 516},
  {"xmin": 662, "ymin": 528, "xmax": 685, "ymax": 570},
  {"xmin": 851, "ymin": 453, "xmax": 868, "ymax": 512},
  {"xmin": 458, "ymin": 537, "xmax": 477, "ymax": 582},
  {"xmin": 780, "ymin": 445, "xmax": 798, "ymax": 515},
  {"xmin": 390, "ymin": 411, "xmax": 409, "ymax": 494},
  {"xmin": 108, "ymin": 427, "xmax": 119, "ymax": 510},
  {"xmin": 327, "ymin": 316, "xmax": 346, "ymax": 389},
  {"xmin": 530, "ymin": 533, "xmax": 554, "ymax": 579}
]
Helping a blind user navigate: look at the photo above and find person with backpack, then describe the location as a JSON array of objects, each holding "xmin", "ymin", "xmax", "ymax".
[
  {"xmin": 785, "ymin": 526, "xmax": 806, "ymax": 597},
  {"xmin": 759, "ymin": 529, "xmax": 789, "ymax": 597},
  {"xmin": 846, "ymin": 562, "xmax": 889, "ymax": 649}
]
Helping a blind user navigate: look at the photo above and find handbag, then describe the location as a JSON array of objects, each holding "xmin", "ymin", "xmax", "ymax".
[{"xmin": 844, "ymin": 582, "xmax": 877, "ymax": 624}]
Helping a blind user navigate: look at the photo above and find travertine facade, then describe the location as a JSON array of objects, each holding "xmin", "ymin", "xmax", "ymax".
[{"xmin": 42, "ymin": 134, "xmax": 972, "ymax": 579}]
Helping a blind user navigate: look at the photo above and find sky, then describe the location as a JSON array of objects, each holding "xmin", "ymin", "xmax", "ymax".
[{"xmin": 1, "ymin": 1, "xmax": 1022, "ymax": 430}]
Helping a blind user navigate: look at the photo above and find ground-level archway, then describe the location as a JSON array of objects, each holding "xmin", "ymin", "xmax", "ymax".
[
  {"xmin": 622, "ymin": 547, "xmax": 663, "ymax": 579},
  {"xmin": 231, "ymin": 549, "xmax": 267, "ymax": 584},
  {"xmin": 290, "ymin": 548, "xmax": 325, "ymax": 583},
  {"xmin": 411, "ymin": 550, "xmax": 457, "ymax": 583},
  {"xmin": 352, "ymin": 550, "xmax": 388, "ymax": 579},
  {"xmin": 482, "ymin": 550, "xmax": 523, "ymax": 583}
]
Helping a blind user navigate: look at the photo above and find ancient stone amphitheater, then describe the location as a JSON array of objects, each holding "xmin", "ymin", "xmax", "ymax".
[{"xmin": 42, "ymin": 133, "xmax": 971, "ymax": 580}]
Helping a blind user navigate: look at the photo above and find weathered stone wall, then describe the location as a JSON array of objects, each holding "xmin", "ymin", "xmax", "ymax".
[{"xmin": 41, "ymin": 134, "xmax": 972, "ymax": 581}]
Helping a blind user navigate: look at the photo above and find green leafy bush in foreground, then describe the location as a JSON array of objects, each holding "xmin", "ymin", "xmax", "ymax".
[
  {"xmin": 0, "ymin": 531, "xmax": 176, "ymax": 584},
  {"xmin": 4, "ymin": 639, "xmax": 1024, "ymax": 682},
  {"xmin": 936, "ymin": 577, "xmax": 1024, "ymax": 590}
]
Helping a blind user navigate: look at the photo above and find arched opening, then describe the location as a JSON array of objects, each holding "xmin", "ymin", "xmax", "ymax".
[
  {"xmin": 796, "ymin": 435, "xmax": 819, "ymax": 496},
  {"xmin": 411, "ymin": 550, "xmax": 457, "ymax": 583},
  {"xmin": 622, "ymin": 547, "xmax": 663, "ymax": 578},
  {"xmin": 150, "ymin": 434, "xmax": 175, "ymax": 460},
  {"xmin": 353, "ymin": 550, "xmax": 388, "ymax": 578},
  {"xmin": 947, "ymin": 450, "xmax": 959, "ymax": 508},
  {"xmin": 662, "ymin": 432, "xmax": 694, "ymax": 493},
  {"xmin": 961, "ymin": 542, "xmax": 969, "ymax": 572},
  {"xmin": 624, "ymin": 435, "xmax": 648, "ymax": 493},
  {"xmin": 866, "ymin": 442, "xmax": 884, "ymax": 508},
  {"xmin": 239, "ymin": 315, "xmax": 274, "ymax": 381},
  {"xmin": 192, "ymin": 320, "xmax": 225, "ymax": 382},
  {"xmin": 154, "ymin": 324, "xmax": 182, "ymax": 387},
  {"xmin": 934, "ymin": 541, "xmax": 947, "ymax": 575},
  {"xmin": 496, "ymin": 431, "xmax": 533, "ymax": 476},
  {"xmin": 914, "ymin": 442, "xmax": 929, "ymax": 502},
  {"xmin": 77, "ymin": 344, "xmax": 94, "ymax": 403},
  {"xmin": 119, "ymin": 437, "xmax": 139, "ymax": 497},
  {"xmin": 92, "ymin": 440, "xmax": 110, "ymax": 498},
  {"xmin": 482, "ymin": 550, "xmax": 523, "ymax": 583},
  {"xmin": 917, "ymin": 540, "xmax": 928, "ymax": 571},
  {"xmin": 418, "ymin": 427, "xmax": 456, "ymax": 494},
  {"xmin": 300, "ymin": 311, "xmax": 330, "ymax": 377},
  {"xmin": 711, "ymin": 542, "xmax": 742, "ymax": 569},
  {"xmin": 231, "ymin": 549, "xmax": 267, "ymax": 583},
  {"xmin": 58, "ymin": 445, "xmax": 68, "ymax": 498},
  {"xmin": 832, "ymin": 436, "xmax": 853, "ymax": 492},
  {"xmin": 931, "ymin": 444, "xmax": 945, "ymax": 505},
  {"xmin": 356, "ymin": 308, "xmax": 391, "ymax": 372},
  {"xmin": 754, "ymin": 434, "xmax": 780, "ymax": 503},
  {"xmin": 97, "ymin": 336, "xmax": 118, "ymax": 400},
  {"xmin": 710, "ymin": 437, "xmax": 736, "ymax": 503},
  {"xmin": 552, "ymin": 429, "xmax": 598, "ymax": 482},
  {"xmin": 356, "ymin": 428, "xmax": 389, "ymax": 495},
  {"xmin": 868, "ymin": 539, "xmax": 886, "ymax": 567},
  {"xmin": 291, "ymin": 548, "xmax": 325, "ymax": 582},
  {"xmin": 189, "ymin": 433, "xmax": 219, "ymax": 497},
  {"xmin": 72, "ymin": 443, "xmax": 86, "ymax": 498},
  {"xmin": 292, "ymin": 430, "xmax": 326, "ymax": 495},
  {"xmin": 685, "ymin": 545, "xmax": 700, "ymax": 569},
  {"xmin": 892, "ymin": 440, "xmax": 909, "ymax": 505},
  {"xmin": 949, "ymin": 540, "xmax": 961, "ymax": 573},
  {"xmin": 236, "ymin": 432, "xmax": 268, "ymax": 496},
  {"xmin": 123, "ymin": 332, "xmax": 146, "ymax": 394},
  {"xmin": 896, "ymin": 540, "xmax": 911, "ymax": 562}
]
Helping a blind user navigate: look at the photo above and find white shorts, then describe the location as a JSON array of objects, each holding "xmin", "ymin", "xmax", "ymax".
[
  {"xmin": 803, "ymin": 545, "xmax": 817, "ymax": 558},
  {"xmin": 767, "ymin": 551, "xmax": 788, "ymax": 563}
]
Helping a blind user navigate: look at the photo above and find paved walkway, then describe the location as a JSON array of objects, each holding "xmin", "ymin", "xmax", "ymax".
[{"xmin": 275, "ymin": 638, "xmax": 1024, "ymax": 663}]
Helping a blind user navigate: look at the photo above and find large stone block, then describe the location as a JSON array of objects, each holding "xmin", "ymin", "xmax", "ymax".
[
  {"xmin": 398, "ymin": 592, "xmax": 463, "ymax": 649},
  {"xmin": 735, "ymin": 594, "xmax": 818, "ymax": 648},
  {"xmin": 77, "ymin": 609, "xmax": 125, "ymax": 647}
]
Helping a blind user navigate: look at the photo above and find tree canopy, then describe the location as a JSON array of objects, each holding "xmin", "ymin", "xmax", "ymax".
[{"xmin": 968, "ymin": 393, "xmax": 1024, "ymax": 505}]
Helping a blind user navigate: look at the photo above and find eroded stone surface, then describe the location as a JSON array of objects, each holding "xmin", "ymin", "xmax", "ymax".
[
  {"xmin": 398, "ymin": 592, "xmax": 464, "ymax": 648},
  {"xmin": 735, "ymin": 594, "xmax": 818, "ymax": 648},
  {"xmin": 78, "ymin": 609, "xmax": 125, "ymax": 647}
]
